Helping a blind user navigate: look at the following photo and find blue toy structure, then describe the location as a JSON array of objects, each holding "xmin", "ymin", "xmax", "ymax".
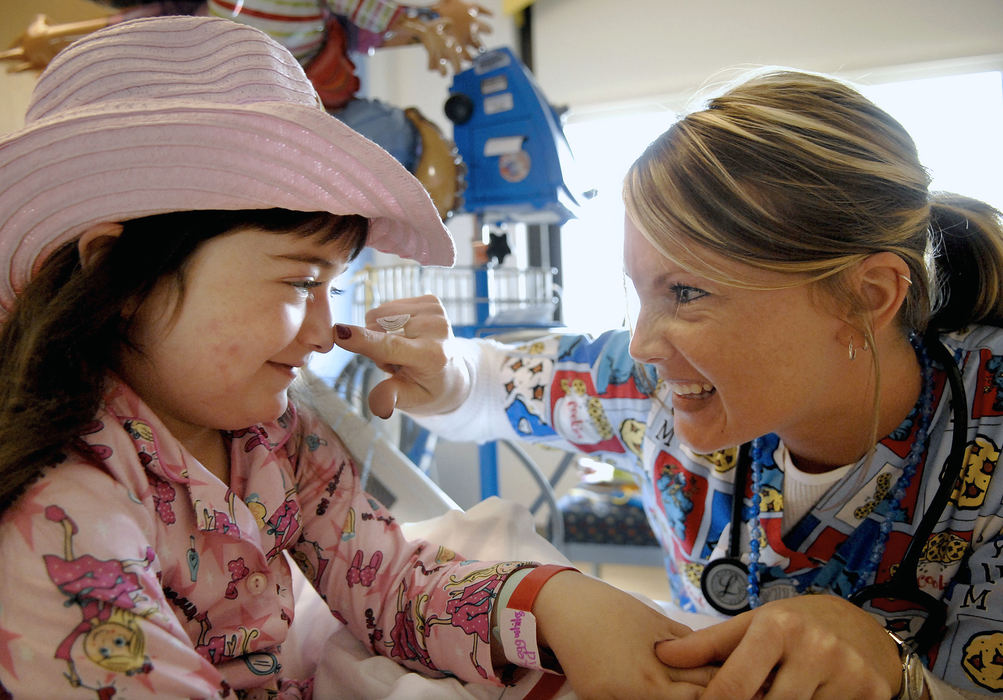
[{"xmin": 446, "ymin": 47, "xmax": 583, "ymax": 225}]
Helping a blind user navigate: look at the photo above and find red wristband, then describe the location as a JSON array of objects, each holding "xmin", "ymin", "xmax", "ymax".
[
  {"xmin": 525, "ymin": 672, "xmax": 567, "ymax": 700},
  {"xmin": 508, "ymin": 564, "xmax": 578, "ymax": 612},
  {"xmin": 500, "ymin": 565, "xmax": 578, "ymax": 700}
]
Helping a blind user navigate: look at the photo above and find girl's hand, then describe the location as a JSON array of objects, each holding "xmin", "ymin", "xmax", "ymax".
[
  {"xmin": 333, "ymin": 295, "xmax": 471, "ymax": 419},
  {"xmin": 533, "ymin": 571, "xmax": 714, "ymax": 699},
  {"xmin": 655, "ymin": 594, "xmax": 904, "ymax": 699}
]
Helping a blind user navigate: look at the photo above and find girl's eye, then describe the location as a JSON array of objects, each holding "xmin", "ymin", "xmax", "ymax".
[
  {"xmin": 289, "ymin": 280, "xmax": 344, "ymax": 298},
  {"xmin": 290, "ymin": 280, "xmax": 321, "ymax": 296},
  {"xmin": 670, "ymin": 283, "xmax": 708, "ymax": 304}
]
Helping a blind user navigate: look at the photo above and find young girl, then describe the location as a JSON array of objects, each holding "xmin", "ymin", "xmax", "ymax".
[{"xmin": 0, "ymin": 16, "xmax": 701, "ymax": 699}]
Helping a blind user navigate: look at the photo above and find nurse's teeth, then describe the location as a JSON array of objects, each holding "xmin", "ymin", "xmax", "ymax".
[{"xmin": 673, "ymin": 383, "xmax": 714, "ymax": 396}]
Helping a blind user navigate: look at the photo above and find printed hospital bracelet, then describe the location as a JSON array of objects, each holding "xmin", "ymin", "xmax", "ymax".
[{"xmin": 497, "ymin": 564, "xmax": 579, "ymax": 698}]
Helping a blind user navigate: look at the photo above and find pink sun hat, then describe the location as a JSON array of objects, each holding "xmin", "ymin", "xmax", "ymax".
[{"xmin": 0, "ymin": 15, "xmax": 455, "ymax": 319}]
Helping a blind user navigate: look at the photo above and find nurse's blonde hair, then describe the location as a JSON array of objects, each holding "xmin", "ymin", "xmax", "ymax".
[{"xmin": 623, "ymin": 69, "xmax": 1003, "ymax": 342}]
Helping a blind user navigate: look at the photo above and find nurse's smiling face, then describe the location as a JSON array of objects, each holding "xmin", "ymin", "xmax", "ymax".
[{"xmin": 623, "ymin": 217, "xmax": 850, "ymax": 456}]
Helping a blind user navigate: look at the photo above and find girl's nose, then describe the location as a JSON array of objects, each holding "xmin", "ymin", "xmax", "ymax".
[{"xmin": 300, "ymin": 293, "xmax": 336, "ymax": 353}]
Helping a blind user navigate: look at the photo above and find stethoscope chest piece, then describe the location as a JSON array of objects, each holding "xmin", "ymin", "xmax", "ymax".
[
  {"xmin": 700, "ymin": 557, "xmax": 752, "ymax": 615},
  {"xmin": 700, "ymin": 442, "xmax": 754, "ymax": 615}
]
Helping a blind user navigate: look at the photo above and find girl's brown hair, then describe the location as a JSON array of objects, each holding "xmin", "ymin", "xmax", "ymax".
[{"xmin": 0, "ymin": 209, "xmax": 368, "ymax": 513}]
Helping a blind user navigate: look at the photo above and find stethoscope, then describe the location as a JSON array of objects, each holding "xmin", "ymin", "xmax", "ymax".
[{"xmin": 699, "ymin": 335, "xmax": 967, "ymax": 654}]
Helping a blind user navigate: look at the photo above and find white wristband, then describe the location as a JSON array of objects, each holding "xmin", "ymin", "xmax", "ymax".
[{"xmin": 495, "ymin": 565, "xmax": 576, "ymax": 673}]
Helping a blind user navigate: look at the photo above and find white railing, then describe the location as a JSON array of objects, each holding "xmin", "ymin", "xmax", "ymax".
[{"xmin": 351, "ymin": 263, "xmax": 560, "ymax": 327}]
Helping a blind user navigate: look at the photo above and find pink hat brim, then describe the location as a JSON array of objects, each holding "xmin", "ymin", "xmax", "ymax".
[{"xmin": 0, "ymin": 86, "xmax": 455, "ymax": 317}]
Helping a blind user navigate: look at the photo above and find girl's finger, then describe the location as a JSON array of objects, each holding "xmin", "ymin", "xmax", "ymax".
[{"xmin": 666, "ymin": 664, "xmax": 717, "ymax": 686}]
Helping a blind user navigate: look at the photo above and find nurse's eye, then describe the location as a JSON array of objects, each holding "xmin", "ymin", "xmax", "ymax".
[{"xmin": 670, "ymin": 283, "xmax": 708, "ymax": 304}]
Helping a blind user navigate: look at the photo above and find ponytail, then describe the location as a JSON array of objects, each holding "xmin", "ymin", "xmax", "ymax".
[{"xmin": 927, "ymin": 193, "xmax": 1003, "ymax": 332}]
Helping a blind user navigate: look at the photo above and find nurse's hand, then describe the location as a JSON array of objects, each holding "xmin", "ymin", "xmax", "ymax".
[
  {"xmin": 654, "ymin": 594, "xmax": 904, "ymax": 699},
  {"xmin": 534, "ymin": 571, "xmax": 713, "ymax": 699},
  {"xmin": 332, "ymin": 295, "xmax": 471, "ymax": 419}
]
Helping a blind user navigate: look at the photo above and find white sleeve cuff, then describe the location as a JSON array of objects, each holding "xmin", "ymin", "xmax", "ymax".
[{"xmin": 407, "ymin": 337, "xmax": 521, "ymax": 444}]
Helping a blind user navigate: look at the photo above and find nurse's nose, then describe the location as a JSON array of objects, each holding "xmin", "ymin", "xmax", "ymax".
[{"xmin": 628, "ymin": 311, "xmax": 668, "ymax": 366}]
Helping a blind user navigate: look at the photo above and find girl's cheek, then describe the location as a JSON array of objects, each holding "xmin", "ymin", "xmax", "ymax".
[{"xmin": 276, "ymin": 303, "xmax": 307, "ymax": 328}]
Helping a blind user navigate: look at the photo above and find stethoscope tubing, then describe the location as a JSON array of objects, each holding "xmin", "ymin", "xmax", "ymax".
[
  {"xmin": 845, "ymin": 335, "xmax": 967, "ymax": 653},
  {"xmin": 897, "ymin": 334, "xmax": 967, "ymax": 578}
]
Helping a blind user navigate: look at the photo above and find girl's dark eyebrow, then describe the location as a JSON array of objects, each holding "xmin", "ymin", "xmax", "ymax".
[{"xmin": 271, "ymin": 253, "xmax": 338, "ymax": 269}]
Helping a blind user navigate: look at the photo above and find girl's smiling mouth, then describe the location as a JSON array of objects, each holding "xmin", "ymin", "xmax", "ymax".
[{"xmin": 268, "ymin": 361, "xmax": 300, "ymax": 379}]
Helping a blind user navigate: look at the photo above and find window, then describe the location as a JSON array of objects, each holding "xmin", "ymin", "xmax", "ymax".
[
  {"xmin": 861, "ymin": 70, "xmax": 1002, "ymax": 212},
  {"xmin": 560, "ymin": 108, "xmax": 675, "ymax": 336},
  {"xmin": 559, "ymin": 66, "xmax": 1003, "ymax": 337}
]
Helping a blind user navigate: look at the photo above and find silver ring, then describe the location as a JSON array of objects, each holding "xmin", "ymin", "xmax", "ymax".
[{"xmin": 376, "ymin": 314, "xmax": 410, "ymax": 334}]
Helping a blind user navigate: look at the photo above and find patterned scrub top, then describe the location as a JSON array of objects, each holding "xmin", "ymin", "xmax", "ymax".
[
  {"xmin": 416, "ymin": 325, "xmax": 1003, "ymax": 696},
  {"xmin": 0, "ymin": 377, "xmax": 530, "ymax": 698}
]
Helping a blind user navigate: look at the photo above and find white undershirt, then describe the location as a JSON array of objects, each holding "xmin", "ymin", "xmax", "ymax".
[{"xmin": 779, "ymin": 446, "xmax": 853, "ymax": 533}]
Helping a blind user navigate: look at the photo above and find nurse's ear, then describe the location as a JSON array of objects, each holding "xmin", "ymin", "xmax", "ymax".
[
  {"xmin": 77, "ymin": 222, "xmax": 124, "ymax": 267},
  {"xmin": 852, "ymin": 251, "xmax": 913, "ymax": 333}
]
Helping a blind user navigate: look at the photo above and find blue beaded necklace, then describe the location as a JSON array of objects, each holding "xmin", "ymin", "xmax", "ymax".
[{"xmin": 746, "ymin": 331, "xmax": 936, "ymax": 607}]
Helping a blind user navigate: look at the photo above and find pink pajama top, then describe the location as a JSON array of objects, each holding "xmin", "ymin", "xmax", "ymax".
[{"xmin": 0, "ymin": 377, "xmax": 528, "ymax": 698}]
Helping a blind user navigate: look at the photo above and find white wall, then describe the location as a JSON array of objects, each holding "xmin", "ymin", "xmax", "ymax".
[{"xmin": 531, "ymin": 0, "xmax": 1003, "ymax": 109}]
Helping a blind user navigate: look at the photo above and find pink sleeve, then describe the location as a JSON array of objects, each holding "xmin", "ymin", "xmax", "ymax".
[
  {"xmin": 289, "ymin": 407, "xmax": 532, "ymax": 686},
  {"xmin": 0, "ymin": 464, "xmax": 223, "ymax": 697}
]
